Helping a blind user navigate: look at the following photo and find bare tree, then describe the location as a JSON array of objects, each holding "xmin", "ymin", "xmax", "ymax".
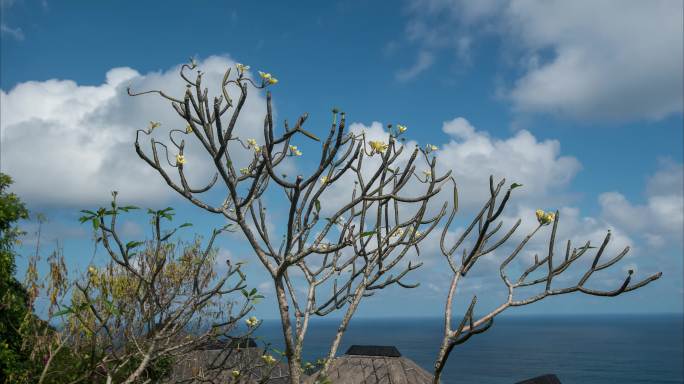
[
  {"xmin": 22, "ymin": 194, "xmax": 256, "ymax": 384},
  {"xmin": 129, "ymin": 60, "xmax": 451, "ymax": 383},
  {"xmin": 431, "ymin": 177, "xmax": 662, "ymax": 383}
]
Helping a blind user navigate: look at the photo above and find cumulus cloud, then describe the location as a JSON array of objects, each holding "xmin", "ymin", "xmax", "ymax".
[
  {"xmin": 436, "ymin": 117, "xmax": 581, "ymax": 208},
  {"xmin": 1, "ymin": 56, "xmax": 268, "ymax": 207},
  {"xmin": 403, "ymin": 0, "xmax": 683, "ymax": 121},
  {"xmin": 599, "ymin": 160, "xmax": 683, "ymax": 248}
]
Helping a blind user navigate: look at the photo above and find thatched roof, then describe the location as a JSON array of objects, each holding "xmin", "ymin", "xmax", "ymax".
[
  {"xmin": 309, "ymin": 345, "xmax": 433, "ymax": 384},
  {"xmin": 167, "ymin": 338, "xmax": 297, "ymax": 383}
]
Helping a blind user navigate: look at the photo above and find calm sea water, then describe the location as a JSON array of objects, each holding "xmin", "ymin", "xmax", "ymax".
[{"xmin": 251, "ymin": 314, "xmax": 683, "ymax": 384}]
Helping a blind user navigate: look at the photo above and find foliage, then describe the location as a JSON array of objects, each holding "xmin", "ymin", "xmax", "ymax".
[
  {"xmin": 12, "ymin": 192, "xmax": 257, "ymax": 383},
  {"xmin": 0, "ymin": 173, "xmax": 31, "ymax": 382}
]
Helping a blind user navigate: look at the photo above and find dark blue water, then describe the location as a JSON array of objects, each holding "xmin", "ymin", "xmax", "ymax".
[{"xmin": 251, "ymin": 314, "xmax": 683, "ymax": 384}]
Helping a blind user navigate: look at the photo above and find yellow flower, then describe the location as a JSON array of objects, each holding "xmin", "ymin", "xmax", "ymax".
[
  {"xmin": 268, "ymin": 77, "xmax": 278, "ymax": 85},
  {"xmin": 245, "ymin": 316, "xmax": 259, "ymax": 327},
  {"xmin": 149, "ymin": 121, "xmax": 161, "ymax": 130},
  {"xmin": 240, "ymin": 168, "xmax": 249, "ymax": 175},
  {"xmin": 185, "ymin": 124, "xmax": 193, "ymax": 133},
  {"xmin": 426, "ymin": 144, "xmax": 438, "ymax": 152},
  {"xmin": 422, "ymin": 170, "xmax": 432, "ymax": 178},
  {"xmin": 369, "ymin": 140, "xmax": 388, "ymax": 154},
  {"xmin": 289, "ymin": 145, "xmax": 302, "ymax": 156},
  {"xmin": 261, "ymin": 354, "xmax": 276, "ymax": 365},
  {"xmin": 236, "ymin": 63, "xmax": 250, "ymax": 73},
  {"xmin": 397, "ymin": 124, "xmax": 407, "ymax": 133},
  {"xmin": 320, "ymin": 176, "xmax": 329, "ymax": 184},
  {"xmin": 536, "ymin": 209, "xmax": 555, "ymax": 225},
  {"xmin": 259, "ymin": 71, "xmax": 274, "ymax": 81},
  {"xmin": 254, "ymin": 146, "xmax": 262, "ymax": 154},
  {"xmin": 231, "ymin": 369, "xmax": 241, "ymax": 378},
  {"xmin": 176, "ymin": 154, "xmax": 186, "ymax": 165},
  {"xmin": 247, "ymin": 138, "xmax": 258, "ymax": 148},
  {"xmin": 88, "ymin": 266, "xmax": 97, "ymax": 275}
]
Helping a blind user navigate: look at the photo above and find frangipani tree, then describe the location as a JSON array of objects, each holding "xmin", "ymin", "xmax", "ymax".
[{"xmin": 129, "ymin": 60, "xmax": 451, "ymax": 382}]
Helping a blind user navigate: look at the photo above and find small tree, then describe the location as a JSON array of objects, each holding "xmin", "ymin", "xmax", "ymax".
[
  {"xmin": 431, "ymin": 178, "xmax": 662, "ymax": 383},
  {"xmin": 18, "ymin": 193, "xmax": 258, "ymax": 383}
]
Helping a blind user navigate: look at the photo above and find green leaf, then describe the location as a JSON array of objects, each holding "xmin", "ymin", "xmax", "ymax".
[
  {"xmin": 510, "ymin": 183, "xmax": 523, "ymax": 190},
  {"xmin": 314, "ymin": 200, "xmax": 321, "ymax": 213},
  {"xmin": 241, "ymin": 289, "xmax": 249, "ymax": 298},
  {"xmin": 178, "ymin": 223, "xmax": 193, "ymax": 228},
  {"xmin": 360, "ymin": 231, "xmax": 376, "ymax": 238},
  {"xmin": 126, "ymin": 241, "xmax": 143, "ymax": 250},
  {"xmin": 53, "ymin": 307, "xmax": 73, "ymax": 316},
  {"xmin": 91, "ymin": 218, "xmax": 100, "ymax": 230}
]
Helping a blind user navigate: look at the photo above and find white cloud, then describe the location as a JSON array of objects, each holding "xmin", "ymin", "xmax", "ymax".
[
  {"xmin": 436, "ymin": 117, "xmax": 581, "ymax": 208},
  {"xmin": 506, "ymin": 0, "xmax": 683, "ymax": 120},
  {"xmin": 1, "ymin": 56, "xmax": 268, "ymax": 207},
  {"xmin": 599, "ymin": 160, "xmax": 683, "ymax": 248},
  {"xmin": 403, "ymin": 0, "xmax": 683, "ymax": 121}
]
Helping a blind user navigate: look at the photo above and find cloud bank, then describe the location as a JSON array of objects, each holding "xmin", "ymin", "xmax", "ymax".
[
  {"xmin": 403, "ymin": 0, "xmax": 683, "ymax": 121},
  {"xmin": 1, "ymin": 56, "xmax": 268, "ymax": 206}
]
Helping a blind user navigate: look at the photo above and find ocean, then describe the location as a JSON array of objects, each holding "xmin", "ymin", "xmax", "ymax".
[{"xmin": 251, "ymin": 314, "xmax": 683, "ymax": 384}]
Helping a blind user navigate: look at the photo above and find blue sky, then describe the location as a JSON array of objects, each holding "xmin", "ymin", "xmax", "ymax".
[{"xmin": 1, "ymin": 0, "xmax": 682, "ymax": 319}]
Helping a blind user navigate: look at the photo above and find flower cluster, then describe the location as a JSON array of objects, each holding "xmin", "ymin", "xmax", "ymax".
[
  {"xmin": 261, "ymin": 354, "xmax": 277, "ymax": 365},
  {"xmin": 231, "ymin": 369, "xmax": 241, "ymax": 378},
  {"xmin": 236, "ymin": 63, "xmax": 250, "ymax": 73},
  {"xmin": 247, "ymin": 138, "xmax": 261, "ymax": 153},
  {"xmin": 258, "ymin": 71, "xmax": 278, "ymax": 85},
  {"xmin": 425, "ymin": 144, "xmax": 438, "ymax": 153},
  {"xmin": 148, "ymin": 121, "xmax": 161, "ymax": 132},
  {"xmin": 185, "ymin": 124, "xmax": 193, "ymax": 134},
  {"xmin": 535, "ymin": 209, "xmax": 555, "ymax": 225},
  {"xmin": 369, "ymin": 140, "xmax": 388, "ymax": 154},
  {"xmin": 397, "ymin": 124, "xmax": 408, "ymax": 134},
  {"xmin": 320, "ymin": 175, "xmax": 329, "ymax": 185},
  {"xmin": 176, "ymin": 154, "xmax": 186, "ymax": 165},
  {"xmin": 289, "ymin": 145, "xmax": 302, "ymax": 156},
  {"xmin": 245, "ymin": 316, "xmax": 259, "ymax": 327}
]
